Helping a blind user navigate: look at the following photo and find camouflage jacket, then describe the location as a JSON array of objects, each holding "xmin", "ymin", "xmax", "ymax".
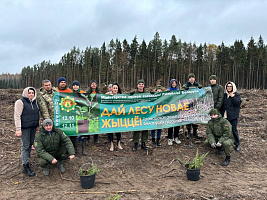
[
  {"xmin": 206, "ymin": 114, "xmax": 233, "ymax": 144},
  {"xmin": 210, "ymin": 84, "xmax": 224, "ymax": 111},
  {"xmin": 37, "ymin": 87, "xmax": 58, "ymax": 120}
]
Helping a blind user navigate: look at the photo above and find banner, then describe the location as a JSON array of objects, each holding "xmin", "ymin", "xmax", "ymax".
[{"xmin": 53, "ymin": 87, "xmax": 213, "ymax": 136}]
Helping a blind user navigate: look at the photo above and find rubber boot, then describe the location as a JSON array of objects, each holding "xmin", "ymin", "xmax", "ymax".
[
  {"xmin": 193, "ymin": 128, "xmax": 202, "ymax": 139},
  {"xmin": 152, "ymin": 138, "xmax": 156, "ymax": 147},
  {"xmin": 132, "ymin": 143, "xmax": 138, "ymax": 151},
  {"xmin": 141, "ymin": 142, "xmax": 148, "ymax": 150},
  {"xmin": 156, "ymin": 138, "xmax": 162, "ymax": 147},
  {"xmin": 82, "ymin": 139, "xmax": 88, "ymax": 156},
  {"xmin": 216, "ymin": 147, "xmax": 223, "ymax": 155},
  {"xmin": 43, "ymin": 166, "xmax": 50, "ymax": 176},
  {"xmin": 22, "ymin": 163, "xmax": 35, "ymax": 177},
  {"xmin": 221, "ymin": 156, "xmax": 230, "ymax": 166},
  {"xmin": 58, "ymin": 161, "xmax": 66, "ymax": 173}
]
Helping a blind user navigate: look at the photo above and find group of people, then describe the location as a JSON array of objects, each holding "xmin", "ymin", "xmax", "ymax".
[{"xmin": 14, "ymin": 73, "xmax": 242, "ymax": 177}]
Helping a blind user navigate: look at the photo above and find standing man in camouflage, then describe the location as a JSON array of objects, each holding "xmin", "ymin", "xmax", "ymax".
[
  {"xmin": 182, "ymin": 73, "xmax": 202, "ymax": 139},
  {"xmin": 38, "ymin": 80, "xmax": 58, "ymax": 121},
  {"xmin": 130, "ymin": 79, "xmax": 149, "ymax": 151},
  {"xmin": 205, "ymin": 109, "xmax": 234, "ymax": 166},
  {"xmin": 209, "ymin": 75, "xmax": 224, "ymax": 112}
]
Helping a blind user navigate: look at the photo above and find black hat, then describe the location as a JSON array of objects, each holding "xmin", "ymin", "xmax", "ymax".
[
  {"xmin": 58, "ymin": 77, "xmax": 67, "ymax": 85},
  {"xmin": 72, "ymin": 80, "xmax": 80, "ymax": 87}
]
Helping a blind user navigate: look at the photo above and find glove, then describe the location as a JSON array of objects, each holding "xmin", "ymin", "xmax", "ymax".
[
  {"xmin": 150, "ymin": 91, "xmax": 155, "ymax": 94},
  {"xmin": 198, "ymin": 86, "xmax": 202, "ymax": 89},
  {"xmin": 184, "ymin": 87, "xmax": 189, "ymax": 90},
  {"xmin": 130, "ymin": 91, "xmax": 135, "ymax": 95},
  {"xmin": 216, "ymin": 142, "xmax": 222, "ymax": 147},
  {"xmin": 211, "ymin": 143, "xmax": 216, "ymax": 148}
]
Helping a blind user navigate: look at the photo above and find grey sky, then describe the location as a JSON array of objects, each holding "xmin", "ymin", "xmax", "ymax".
[{"xmin": 0, "ymin": 0, "xmax": 266, "ymax": 74}]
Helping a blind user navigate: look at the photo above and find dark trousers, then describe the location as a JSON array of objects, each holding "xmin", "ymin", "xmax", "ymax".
[
  {"xmin": 151, "ymin": 129, "xmax": 162, "ymax": 139},
  {"xmin": 21, "ymin": 127, "xmax": 36, "ymax": 165},
  {"xmin": 108, "ymin": 133, "xmax": 121, "ymax": 143},
  {"xmin": 70, "ymin": 136, "xmax": 77, "ymax": 150},
  {"xmin": 168, "ymin": 126, "xmax": 180, "ymax": 139},
  {"xmin": 229, "ymin": 119, "xmax": 239, "ymax": 146}
]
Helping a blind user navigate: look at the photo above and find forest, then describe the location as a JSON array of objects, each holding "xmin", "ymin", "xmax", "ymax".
[{"xmin": 1, "ymin": 32, "xmax": 266, "ymax": 89}]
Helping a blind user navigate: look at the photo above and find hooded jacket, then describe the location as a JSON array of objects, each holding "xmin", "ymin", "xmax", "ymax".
[
  {"xmin": 14, "ymin": 87, "xmax": 40, "ymax": 130},
  {"xmin": 220, "ymin": 81, "xmax": 242, "ymax": 120},
  {"xmin": 167, "ymin": 79, "xmax": 178, "ymax": 91},
  {"xmin": 206, "ymin": 110, "xmax": 233, "ymax": 144}
]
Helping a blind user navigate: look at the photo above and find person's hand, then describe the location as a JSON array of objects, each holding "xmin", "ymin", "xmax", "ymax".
[
  {"xmin": 211, "ymin": 143, "xmax": 216, "ymax": 148},
  {"xmin": 216, "ymin": 142, "xmax": 222, "ymax": 147},
  {"xmin": 150, "ymin": 91, "xmax": 155, "ymax": 94},
  {"xmin": 15, "ymin": 130, "xmax": 22, "ymax": 137},
  {"xmin": 69, "ymin": 155, "xmax": 75, "ymax": 160},
  {"xmin": 184, "ymin": 87, "xmax": 189, "ymax": 90},
  {"xmin": 51, "ymin": 158, "xmax": 58, "ymax": 164},
  {"xmin": 198, "ymin": 86, "xmax": 202, "ymax": 89},
  {"xmin": 130, "ymin": 91, "xmax": 135, "ymax": 95}
]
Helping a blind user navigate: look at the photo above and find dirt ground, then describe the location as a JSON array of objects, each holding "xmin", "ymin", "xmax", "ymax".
[{"xmin": 0, "ymin": 89, "xmax": 266, "ymax": 200}]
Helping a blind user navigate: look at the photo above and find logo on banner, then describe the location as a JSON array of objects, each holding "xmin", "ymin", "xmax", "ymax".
[{"xmin": 59, "ymin": 96, "xmax": 76, "ymax": 112}]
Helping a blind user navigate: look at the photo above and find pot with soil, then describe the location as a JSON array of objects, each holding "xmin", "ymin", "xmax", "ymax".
[
  {"xmin": 79, "ymin": 162, "xmax": 101, "ymax": 189},
  {"xmin": 78, "ymin": 119, "xmax": 89, "ymax": 133},
  {"xmin": 177, "ymin": 148, "xmax": 208, "ymax": 181}
]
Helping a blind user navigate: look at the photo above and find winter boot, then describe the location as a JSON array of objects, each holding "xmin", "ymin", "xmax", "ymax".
[
  {"xmin": 58, "ymin": 161, "xmax": 66, "ymax": 173},
  {"xmin": 152, "ymin": 138, "xmax": 156, "ymax": 147},
  {"xmin": 22, "ymin": 163, "xmax": 35, "ymax": 177},
  {"xmin": 216, "ymin": 147, "xmax": 223, "ymax": 155},
  {"xmin": 43, "ymin": 166, "xmax": 50, "ymax": 176},
  {"xmin": 141, "ymin": 142, "xmax": 148, "ymax": 150},
  {"xmin": 221, "ymin": 156, "xmax": 230, "ymax": 166},
  {"xmin": 132, "ymin": 143, "xmax": 138, "ymax": 151},
  {"xmin": 156, "ymin": 138, "xmax": 162, "ymax": 147},
  {"xmin": 82, "ymin": 139, "xmax": 88, "ymax": 156},
  {"xmin": 193, "ymin": 128, "xmax": 202, "ymax": 139}
]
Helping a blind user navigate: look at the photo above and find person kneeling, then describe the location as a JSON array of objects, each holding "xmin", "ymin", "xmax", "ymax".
[
  {"xmin": 205, "ymin": 109, "xmax": 234, "ymax": 166},
  {"xmin": 35, "ymin": 119, "xmax": 75, "ymax": 175}
]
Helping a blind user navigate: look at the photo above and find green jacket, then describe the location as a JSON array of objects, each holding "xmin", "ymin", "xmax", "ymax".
[
  {"xmin": 210, "ymin": 84, "xmax": 224, "ymax": 111},
  {"xmin": 35, "ymin": 126, "xmax": 75, "ymax": 163},
  {"xmin": 37, "ymin": 87, "xmax": 58, "ymax": 120},
  {"xmin": 206, "ymin": 114, "xmax": 233, "ymax": 144}
]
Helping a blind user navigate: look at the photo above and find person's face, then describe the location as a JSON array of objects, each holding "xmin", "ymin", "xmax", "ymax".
[
  {"xmin": 227, "ymin": 84, "xmax": 233, "ymax": 92},
  {"xmin": 108, "ymin": 87, "xmax": 113, "ymax": 92},
  {"xmin": 137, "ymin": 83, "xmax": 144, "ymax": 91},
  {"xmin": 112, "ymin": 85, "xmax": 118, "ymax": 94},
  {"xmin": 44, "ymin": 124, "xmax": 53, "ymax": 132},
  {"xmin": 28, "ymin": 89, "xmax": 35, "ymax": 100},
  {"xmin": 210, "ymin": 79, "xmax": 216, "ymax": 85},
  {"xmin": 211, "ymin": 114, "xmax": 218, "ymax": 119},
  {"xmin": 72, "ymin": 85, "xmax": 79, "ymax": 91},
  {"xmin": 171, "ymin": 81, "xmax": 177, "ymax": 88},
  {"xmin": 43, "ymin": 81, "xmax": 52, "ymax": 91},
  {"xmin": 189, "ymin": 77, "xmax": 195, "ymax": 84},
  {"xmin": 91, "ymin": 82, "xmax": 97, "ymax": 89},
  {"xmin": 59, "ymin": 81, "xmax": 66, "ymax": 89}
]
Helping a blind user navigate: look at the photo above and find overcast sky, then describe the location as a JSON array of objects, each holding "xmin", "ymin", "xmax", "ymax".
[{"xmin": 1, "ymin": 0, "xmax": 266, "ymax": 74}]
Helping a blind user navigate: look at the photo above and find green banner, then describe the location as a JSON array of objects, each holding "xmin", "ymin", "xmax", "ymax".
[{"xmin": 54, "ymin": 87, "xmax": 214, "ymax": 136}]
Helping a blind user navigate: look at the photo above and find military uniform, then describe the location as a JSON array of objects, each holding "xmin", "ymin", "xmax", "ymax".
[
  {"xmin": 35, "ymin": 126, "xmax": 75, "ymax": 168},
  {"xmin": 205, "ymin": 110, "xmax": 234, "ymax": 157},
  {"xmin": 38, "ymin": 87, "xmax": 58, "ymax": 121}
]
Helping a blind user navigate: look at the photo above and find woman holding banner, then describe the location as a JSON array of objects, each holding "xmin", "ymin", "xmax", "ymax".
[{"xmin": 107, "ymin": 83, "xmax": 123, "ymax": 151}]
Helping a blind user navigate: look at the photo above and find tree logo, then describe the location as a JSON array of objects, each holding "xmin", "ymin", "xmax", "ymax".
[{"xmin": 59, "ymin": 96, "xmax": 76, "ymax": 112}]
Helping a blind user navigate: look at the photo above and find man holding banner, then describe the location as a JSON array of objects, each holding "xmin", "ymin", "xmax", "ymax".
[{"xmin": 131, "ymin": 80, "xmax": 149, "ymax": 151}]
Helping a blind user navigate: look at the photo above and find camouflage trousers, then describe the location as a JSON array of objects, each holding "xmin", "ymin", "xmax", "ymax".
[{"xmin": 205, "ymin": 138, "xmax": 234, "ymax": 156}]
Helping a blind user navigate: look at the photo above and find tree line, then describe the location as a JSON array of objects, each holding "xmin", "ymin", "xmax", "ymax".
[{"xmin": 1, "ymin": 32, "xmax": 266, "ymax": 90}]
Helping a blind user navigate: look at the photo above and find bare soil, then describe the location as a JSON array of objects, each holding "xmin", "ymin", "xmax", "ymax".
[{"xmin": 0, "ymin": 89, "xmax": 266, "ymax": 200}]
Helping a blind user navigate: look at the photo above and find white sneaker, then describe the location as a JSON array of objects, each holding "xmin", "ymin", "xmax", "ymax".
[
  {"xmin": 174, "ymin": 137, "xmax": 181, "ymax": 144},
  {"xmin": 168, "ymin": 139, "xmax": 173, "ymax": 146}
]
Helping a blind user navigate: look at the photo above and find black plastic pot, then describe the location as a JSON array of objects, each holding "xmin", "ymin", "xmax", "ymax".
[
  {"xmin": 185, "ymin": 164, "xmax": 200, "ymax": 181},
  {"xmin": 79, "ymin": 173, "xmax": 96, "ymax": 189}
]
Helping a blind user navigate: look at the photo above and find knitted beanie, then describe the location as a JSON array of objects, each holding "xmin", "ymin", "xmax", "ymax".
[
  {"xmin": 72, "ymin": 80, "xmax": 80, "ymax": 87},
  {"xmin": 58, "ymin": 77, "xmax": 67, "ymax": 85}
]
